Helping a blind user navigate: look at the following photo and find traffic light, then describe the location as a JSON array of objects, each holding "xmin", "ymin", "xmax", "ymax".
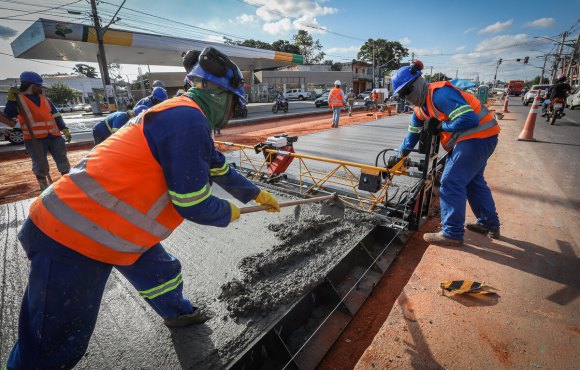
[
  {"xmin": 499, "ymin": 58, "xmax": 503, "ymax": 65},
  {"xmin": 516, "ymin": 58, "xmax": 521, "ymax": 62},
  {"xmin": 524, "ymin": 56, "xmax": 529, "ymax": 63}
]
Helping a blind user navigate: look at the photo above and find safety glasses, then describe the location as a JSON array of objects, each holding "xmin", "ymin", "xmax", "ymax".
[
  {"xmin": 398, "ymin": 83, "xmax": 413, "ymax": 99},
  {"xmin": 198, "ymin": 47, "xmax": 243, "ymax": 89}
]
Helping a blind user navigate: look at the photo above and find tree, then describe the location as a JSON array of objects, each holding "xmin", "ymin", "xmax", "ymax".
[
  {"xmin": 73, "ymin": 64, "xmax": 98, "ymax": 78},
  {"xmin": 292, "ymin": 30, "xmax": 325, "ymax": 64},
  {"xmin": 46, "ymin": 82, "xmax": 78, "ymax": 104},
  {"xmin": 271, "ymin": 39, "xmax": 301, "ymax": 54},
  {"xmin": 357, "ymin": 38, "xmax": 408, "ymax": 73},
  {"xmin": 223, "ymin": 37, "xmax": 273, "ymax": 50},
  {"xmin": 429, "ymin": 72, "xmax": 449, "ymax": 82}
]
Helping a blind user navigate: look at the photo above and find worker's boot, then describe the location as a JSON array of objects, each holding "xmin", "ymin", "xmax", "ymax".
[
  {"xmin": 423, "ymin": 231, "xmax": 463, "ymax": 246},
  {"xmin": 466, "ymin": 223, "xmax": 500, "ymax": 239},
  {"xmin": 36, "ymin": 175, "xmax": 49, "ymax": 191},
  {"xmin": 163, "ymin": 308, "xmax": 210, "ymax": 328}
]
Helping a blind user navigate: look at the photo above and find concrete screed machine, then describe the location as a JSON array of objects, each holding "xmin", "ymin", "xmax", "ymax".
[{"xmin": 215, "ymin": 127, "xmax": 443, "ymax": 369}]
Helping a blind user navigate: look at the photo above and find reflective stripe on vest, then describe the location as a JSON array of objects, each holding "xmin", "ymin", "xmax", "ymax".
[
  {"xmin": 169, "ymin": 185, "xmax": 212, "ymax": 207},
  {"xmin": 17, "ymin": 94, "xmax": 60, "ymax": 139},
  {"xmin": 443, "ymin": 118, "xmax": 499, "ymax": 150},
  {"xmin": 210, "ymin": 162, "xmax": 230, "ymax": 177},
  {"xmin": 328, "ymin": 88, "xmax": 344, "ymax": 106}
]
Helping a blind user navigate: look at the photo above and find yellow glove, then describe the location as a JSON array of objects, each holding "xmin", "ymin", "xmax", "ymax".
[
  {"xmin": 62, "ymin": 128, "xmax": 72, "ymax": 143},
  {"xmin": 254, "ymin": 190, "xmax": 280, "ymax": 212},
  {"xmin": 7, "ymin": 87, "xmax": 19, "ymax": 102},
  {"xmin": 229, "ymin": 202, "xmax": 240, "ymax": 223}
]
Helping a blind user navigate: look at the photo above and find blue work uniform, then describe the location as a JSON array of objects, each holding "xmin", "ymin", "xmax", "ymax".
[
  {"xmin": 135, "ymin": 96, "xmax": 156, "ymax": 108},
  {"xmin": 399, "ymin": 86, "xmax": 500, "ymax": 240},
  {"xmin": 6, "ymin": 101, "xmax": 260, "ymax": 370},
  {"xmin": 92, "ymin": 111, "xmax": 132, "ymax": 145}
]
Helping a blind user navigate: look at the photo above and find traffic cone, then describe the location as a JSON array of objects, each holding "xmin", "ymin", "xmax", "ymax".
[
  {"xmin": 517, "ymin": 94, "xmax": 540, "ymax": 142},
  {"xmin": 502, "ymin": 95, "xmax": 510, "ymax": 113}
]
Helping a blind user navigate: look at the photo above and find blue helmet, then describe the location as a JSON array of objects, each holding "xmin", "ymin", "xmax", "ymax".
[
  {"xmin": 133, "ymin": 105, "xmax": 148, "ymax": 115},
  {"xmin": 392, "ymin": 60, "xmax": 424, "ymax": 95},
  {"xmin": 152, "ymin": 87, "xmax": 168, "ymax": 102},
  {"xmin": 185, "ymin": 47, "xmax": 246, "ymax": 105},
  {"xmin": 20, "ymin": 71, "xmax": 43, "ymax": 86}
]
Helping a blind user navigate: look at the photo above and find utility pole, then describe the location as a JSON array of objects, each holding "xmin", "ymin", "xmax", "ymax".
[
  {"xmin": 551, "ymin": 31, "xmax": 568, "ymax": 83},
  {"xmin": 372, "ymin": 43, "xmax": 375, "ymax": 89},
  {"xmin": 455, "ymin": 69, "xmax": 458, "ymax": 79},
  {"xmin": 90, "ymin": 0, "xmax": 114, "ymax": 112},
  {"xmin": 565, "ymin": 31, "xmax": 580, "ymax": 83},
  {"xmin": 493, "ymin": 58, "xmax": 502, "ymax": 88},
  {"xmin": 138, "ymin": 66, "xmax": 146, "ymax": 97},
  {"xmin": 540, "ymin": 54, "xmax": 549, "ymax": 83}
]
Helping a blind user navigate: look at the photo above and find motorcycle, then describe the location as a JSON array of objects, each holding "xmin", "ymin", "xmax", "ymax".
[
  {"xmin": 233, "ymin": 103, "xmax": 248, "ymax": 119},
  {"xmin": 545, "ymin": 97, "xmax": 565, "ymax": 125},
  {"xmin": 272, "ymin": 97, "xmax": 288, "ymax": 114}
]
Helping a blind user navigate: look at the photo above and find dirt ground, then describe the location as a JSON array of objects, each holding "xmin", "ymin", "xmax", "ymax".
[{"xmin": 0, "ymin": 110, "xmax": 381, "ymax": 205}]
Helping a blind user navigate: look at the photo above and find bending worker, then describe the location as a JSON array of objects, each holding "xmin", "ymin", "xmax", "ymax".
[
  {"xmin": 5, "ymin": 47, "xmax": 281, "ymax": 370},
  {"xmin": 135, "ymin": 86, "xmax": 168, "ymax": 108},
  {"xmin": 3, "ymin": 71, "xmax": 72, "ymax": 190},
  {"xmin": 328, "ymin": 80, "xmax": 345, "ymax": 128},
  {"xmin": 92, "ymin": 105, "xmax": 148, "ymax": 145},
  {"xmin": 392, "ymin": 60, "xmax": 500, "ymax": 246}
]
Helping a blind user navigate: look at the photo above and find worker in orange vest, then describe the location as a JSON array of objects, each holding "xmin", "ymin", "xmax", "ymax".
[
  {"xmin": 328, "ymin": 80, "xmax": 345, "ymax": 128},
  {"xmin": 3, "ymin": 71, "xmax": 72, "ymax": 190},
  {"xmin": 392, "ymin": 60, "xmax": 500, "ymax": 246},
  {"xmin": 5, "ymin": 47, "xmax": 281, "ymax": 370}
]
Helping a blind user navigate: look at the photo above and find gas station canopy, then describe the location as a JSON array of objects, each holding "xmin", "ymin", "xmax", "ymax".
[{"xmin": 11, "ymin": 18, "xmax": 304, "ymax": 70}]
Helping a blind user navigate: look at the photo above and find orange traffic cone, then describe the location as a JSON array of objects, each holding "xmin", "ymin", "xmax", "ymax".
[
  {"xmin": 517, "ymin": 94, "xmax": 540, "ymax": 142},
  {"xmin": 502, "ymin": 95, "xmax": 510, "ymax": 113}
]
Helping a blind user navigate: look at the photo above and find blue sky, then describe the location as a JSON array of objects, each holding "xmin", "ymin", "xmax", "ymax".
[{"xmin": 0, "ymin": 0, "xmax": 578, "ymax": 83}]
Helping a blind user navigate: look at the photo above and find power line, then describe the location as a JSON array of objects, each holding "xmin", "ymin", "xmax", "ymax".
[
  {"xmin": 0, "ymin": 50, "xmax": 77, "ymax": 69},
  {"xmin": 0, "ymin": 0, "xmax": 83, "ymax": 20}
]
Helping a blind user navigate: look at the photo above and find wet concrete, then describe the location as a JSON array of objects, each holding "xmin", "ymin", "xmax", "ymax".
[{"xmin": 1, "ymin": 114, "xmax": 416, "ymax": 368}]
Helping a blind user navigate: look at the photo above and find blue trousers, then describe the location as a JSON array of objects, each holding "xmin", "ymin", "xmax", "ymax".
[
  {"xmin": 23, "ymin": 135, "xmax": 70, "ymax": 177},
  {"xmin": 332, "ymin": 106, "xmax": 342, "ymax": 127},
  {"xmin": 6, "ymin": 219, "xmax": 193, "ymax": 370},
  {"xmin": 439, "ymin": 136, "xmax": 500, "ymax": 240}
]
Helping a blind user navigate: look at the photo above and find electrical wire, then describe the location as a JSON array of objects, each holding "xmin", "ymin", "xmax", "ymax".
[
  {"xmin": 0, "ymin": 50, "xmax": 78, "ymax": 69},
  {"xmin": 0, "ymin": 0, "xmax": 83, "ymax": 20}
]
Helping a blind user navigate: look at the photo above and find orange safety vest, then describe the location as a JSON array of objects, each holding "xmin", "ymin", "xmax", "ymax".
[
  {"xmin": 29, "ymin": 96, "xmax": 207, "ymax": 265},
  {"xmin": 414, "ymin": 81, "xmax": 500, "ymax": 151},
  {"xmin": 17, "ymin": 94, "xmax": 61, "ymax": 140},
  {"xmin": 328, "ymin": 88, "xmax": 344, "ymax": 107}
]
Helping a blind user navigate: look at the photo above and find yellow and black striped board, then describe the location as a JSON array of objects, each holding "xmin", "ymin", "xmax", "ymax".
[{"xmin": 440, "ymin": 280, "xmax": 494, "ymax": 295}]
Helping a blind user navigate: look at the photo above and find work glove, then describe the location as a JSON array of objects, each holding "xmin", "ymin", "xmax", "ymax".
[
  {"xmin": 423, "ymin": 117, "xmax": 442, "ymax": 135},
  {"xmin": 254, "ymin": 190, "xmax": 280, "ymax": 212},
  {"xmin": 229, "ymin": 202, "xmax": 240, "ymax": 223},
  {"xmin": 62, "ymin": 128, "xmax": 72, "ymax": 143},
  {"xmin": 7, "ymin": 87, "xmax": 19, "ymax": 102}
]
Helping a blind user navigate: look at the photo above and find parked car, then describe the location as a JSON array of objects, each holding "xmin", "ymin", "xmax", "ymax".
[
  {"xmin": 357, "ymin": 90, "xmax": 372, "ymax": 100},
  {"xmin": 284, "ymin": 89, "xmax": 311, "ymax": 101},
  {"xmin": 0, "ymin": 106, "xmax": 24, "ymax": 144},
  {"xmin": 315, "ymin": 91, "xmax": 329, "ymax": 108},
  {"xmin": 566, "ymin": 87, "xmax": 580, "ymax": 110},
  {"xmin": 522, "ymin": 84, "xmax": 551, "ymax": 105},
  {"xmin": 72, "ymin": 103, "xmax": 87, "ymax": 112},
  {"xmin": 55, "ymin": 104, "xmax": 72, "ymax": 113}
]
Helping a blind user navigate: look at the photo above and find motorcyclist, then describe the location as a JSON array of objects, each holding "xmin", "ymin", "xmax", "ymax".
[{"xmin": 542, "ymin": 74, "xmax": 572, "ymax": 116}]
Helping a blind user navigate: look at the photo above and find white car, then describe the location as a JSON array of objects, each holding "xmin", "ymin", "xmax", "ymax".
[
  {"xmin": 55, "ymin": 104, "xmax": 72, "ymax": 113},
  {"xmin": 522, "ymin": 84, "xmax": 551, "ymax": 105},
  {"xmin": 566, "ymin": 87, "xmax": 580, "ymax": 110},
  {"xmin": 0, "ymin": 106, "xmax": 24, "ymax": 144},
  {"xmin": 284, "ymin": 89, "xmax": 311, "ymax": 101}
]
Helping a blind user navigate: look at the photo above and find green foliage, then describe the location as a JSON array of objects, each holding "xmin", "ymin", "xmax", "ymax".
[
  {"xmin": 73, "ymin": 64, "xmax": 98, "ymax": 78},
  {"xmin": 46, "ymin": 82, "xmax": 78, "ymax": 104},
  {"xmin": 357, "ymin": 38, "xmax": 408, "ymax": 73},
  {"xmin": 223, "ymin": 37, "xmax": 301, "ymax": 54},
  {"xmin": 292, "ymin": 30, "xmax": 325, "ymax": 64},
  {"xmin": 530, "ymin": 76, "xmax": 549, "ymax": 85},
  {"xmin": 428, "ymin": 72, "xmax": 449, "ymax": 82},
  {"xmin": 271, "ymin": 39, "xmax": 301, "ymax": 54}
]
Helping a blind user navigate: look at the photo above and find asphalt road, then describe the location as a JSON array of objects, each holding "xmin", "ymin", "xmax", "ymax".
[{"xmin": 500, "ymin": 97, "xmax": 580, "ymax": 207}]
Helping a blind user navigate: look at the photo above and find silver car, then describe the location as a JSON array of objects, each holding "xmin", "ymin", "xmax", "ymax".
[
  {"xmin": 522, "ymin": 84, "xmax": 551, "ymax": 105},
  {"xmin": 566, "ymin": 87, "xmax": 580, "ymax": 110}
]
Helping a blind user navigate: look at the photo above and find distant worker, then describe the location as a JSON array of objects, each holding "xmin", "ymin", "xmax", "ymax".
[
  {"xmin": 3, "ymin": 71, "xmax": 72, "ymax": 190},
  {"xmin": 541, "ymin": 74, "xmax": 572, "ymax": 116},
  {"xmin": 328, "ymin": 80, "xmax": 345, "ymax": 128},
  {"xmin": 92, "ymin": 105, "xmax": 148, "ymax": 145},
  {"xmin": 136, "ymin": 86, "xmax": 168, "ymax": 108},
  {"xmin": 5, "ymin": 47, "xmax": 281, "ymax": 370},
  {"xmin": 346, "ymin": 88, "xmax": 356, "ymax": 116},
  {"xmin": 371, "ymin": 90, "xmax": 379, "ymax": 111},
  {"xmin": 392, "ymin": 60, "xmax": 500, "ymax": 246}
]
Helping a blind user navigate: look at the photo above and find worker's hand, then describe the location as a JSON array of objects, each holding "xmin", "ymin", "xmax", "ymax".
[
  {"xmin": 62, "ymin": 128, "xmax": 72, "ymax": 143},
  {"xmin": 423, "ymin": 117, "xmax": 442, "ymax": 135},
  {"xmin": 7, "ymin": 87, "xmax": 19, "ymax": 102},
  {"xmin": 229, "ymin": 202, "xmax": 240, "ymax": 223},
  {"xmin": 254, "ymin": 190, "xmax": 280, "ymax": 212}
]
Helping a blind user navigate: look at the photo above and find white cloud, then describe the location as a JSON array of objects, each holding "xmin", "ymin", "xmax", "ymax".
[
  {"xmin": 478, "ymin": 19, "xmax": 513, "ymax": 34},
  {"xmin": 456, "ymin": 45, "xmax": 466, "ymax": 51},
  {"xmin": 410, "ymin": 48, "xmax": 442, "ymax": 57},
  {"xmin": 249, "ymin": 0, "xmax": 337, "ymax": 35},
  {"xmin": 326, "ymin": 45, "xmax": 361, "ymax": 55},
  {"xmin": 399, "ymin": 37, "xmax": 411, "ymax": 45},
  {"xmin": 464, "ymin": 27, "xmax": 476, "ymax": 35},
  {"xmin": 474, "ymin": 33, "xmax": 529, "ymax": 53},
  {"xmin": 229, "ymin": 13, "xmax": 257, "ymax": 25},
  {"xmin": 205, "ymin": 35, "xmax": 225, "ymax": 43},
  {"xmin": 524, "ymin": 18, "xmax": 555, "ymax": 28}
]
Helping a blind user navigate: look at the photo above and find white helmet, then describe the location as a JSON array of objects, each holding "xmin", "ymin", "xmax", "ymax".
[{"xmin": 334, "ymin": 80, "xmax": 341, "ymax": 86}]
